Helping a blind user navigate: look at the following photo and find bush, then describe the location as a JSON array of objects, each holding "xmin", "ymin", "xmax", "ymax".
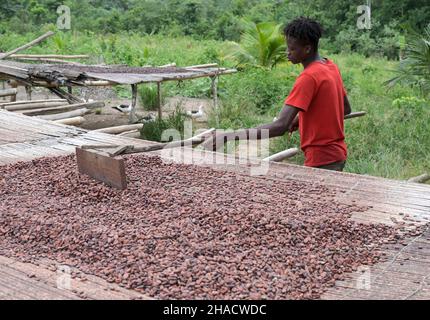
[
  {"xmin": 140, "ymin": 106, "xmax": 190, "ymax": 142},
  {"xmin": 139, "ymin": 84, "xmax": 164, "ymax": 111}
]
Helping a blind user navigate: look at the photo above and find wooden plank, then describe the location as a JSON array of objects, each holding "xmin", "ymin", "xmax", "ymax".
[
  {"xmin": 76, "ymin": 147, "xmax": 127, "ymax": 190},
  {"xmin": 0, "ymin": 99, "xmax": 66, "ymax": 108},
  {"xmin": 0, "ymin": 88, "xmax": 18, "ymax": 98},
  {"xmin": 20, "ymin": 101, "xmax": 104, "ymax": 116}
]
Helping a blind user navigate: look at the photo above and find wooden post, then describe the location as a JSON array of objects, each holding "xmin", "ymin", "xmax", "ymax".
[
  {"xmin": 10, "ymin": 82, "xmax": 18, "ymax": 102},
  {"xmin": 211, "ymin": 76, "xmax": 219, "ymax": 126},
  {"xmin": 25, "ymin": 86, "xmax": 32, "ymax": 100},
  {"xmin": 1, "ymin": 81, "xmax": 5, "ymax": 101},
  {"xmin": 67, "ymin": 86, "xmax": 73, "ymax": 95},
  {"xmin": 129, "ymin": 84, "xmax": 138, "ymax": 123},
  {"xmin": 157, "ymin": 82, "xmax": 162, "ymax": 120}
]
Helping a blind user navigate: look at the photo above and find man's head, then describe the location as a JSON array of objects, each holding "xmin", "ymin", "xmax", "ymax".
[{"xmin": 284, "ymin": 17, "xmax": 323, "ymax": 64}]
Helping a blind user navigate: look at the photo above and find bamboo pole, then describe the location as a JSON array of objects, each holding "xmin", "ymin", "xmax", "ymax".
[
  {"xmin": 38, "ymin": 108, "xmax": 90, "ymax": 121},
  {"xmin": 263, "ymin": 148, "xmax": 299, "ymax": 162},
  {"xmin": 21, "ymin": 101, "xmax": 104, "ymax": 116},
  {"xmin": 25, "ymin": 86, "xmax": 32, "ymax": 100},
  {"xmin": 0, "ymin": 99, "xmax": 66, "ymax": 108},
  {"xmin": 129, "ymin": 84, "xmax": 138, "ymax": 123},
  {"xmin": 118, "ymin": 130, "xmax": 141, "ymax": 138},
  {"xmin": 160, "ymin": 63, "xmax": 176, "ymax": 68},
  {"xmin": 0, "ymin": 31, "xmax": 55, "ymax": 60},
  {"xmin": 161, "ymin": 69, "xmax": 237, "ymax": 83},
  {"xmin": 185, "ymin": 63, "xmax": 218, "ymax": 69},
  {"xmin": 93, "ymin": 124, "xmax": 144, "ymax": 135},
  {"xmin": 10, "ymin": 54, "xmax": 89, "ymax": 59},
  {"xmin": 6, "ymin": 101, "xmax": 69, "ymax": 111},
  {"xmin": 54, "ymin": 116, "xmax": 86, "ymax": 126},
  {"xmin": 211, "ymin": 76, "xmax": 219, "ymax": 126},
  {"xmin": 11, "ymin": 57, "xmax": 82, "ymax": 65},
  {"xmin": 157, "ymin": 82, "xmax": 162, "ymax": 120}
]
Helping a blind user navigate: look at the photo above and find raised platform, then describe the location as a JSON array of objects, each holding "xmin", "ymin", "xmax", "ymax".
[{"xmin": 0, "ymin": 110, "xmax": 430, "ymax": 300}]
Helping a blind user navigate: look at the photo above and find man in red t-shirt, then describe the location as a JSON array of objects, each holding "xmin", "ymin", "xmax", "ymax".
[{"xmin": 204, "ymin": 17, "xmax": 352, "ymax": 171}]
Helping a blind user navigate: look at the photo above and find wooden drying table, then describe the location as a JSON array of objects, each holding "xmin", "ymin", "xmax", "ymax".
[{"xmin": 0, "ymin": 110, "xmax": 429, "ymax": 300}]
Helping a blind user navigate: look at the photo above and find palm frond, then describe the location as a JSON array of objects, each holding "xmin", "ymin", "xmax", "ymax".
[
  {"xmin": 386, "ymin": 24, "xmax": 430, "ymax": 97},
  {"xmin": 223, "ymin": 21, "xmax": 287, "ymax": 69}
]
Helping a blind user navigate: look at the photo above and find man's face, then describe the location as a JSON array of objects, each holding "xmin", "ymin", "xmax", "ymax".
[{"xmin": 286, "ymin": 37, "xmax": 312, "ymax": 64}]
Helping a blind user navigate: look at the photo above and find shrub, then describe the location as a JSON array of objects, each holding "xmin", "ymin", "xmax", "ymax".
[
  {"xmin": 139, "ymin": 84, "xmax": 164, "ymax": 111},
  {"xmin": 140, "ymin": 106, "xmax": 189, "ymax": 142}
]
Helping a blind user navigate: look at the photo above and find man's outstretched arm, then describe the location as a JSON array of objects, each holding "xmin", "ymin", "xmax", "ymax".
[{"xmin": 203, "ymin": 105, "xmax": 300, "ymax": 151}]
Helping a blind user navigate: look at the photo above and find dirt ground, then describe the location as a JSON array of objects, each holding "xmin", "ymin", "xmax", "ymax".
[{"xmin": 5, "ymin": 85, "xmax": 213, "ymax": 131}]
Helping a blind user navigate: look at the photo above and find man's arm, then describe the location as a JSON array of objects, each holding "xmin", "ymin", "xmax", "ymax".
[
  {"xmin": 344, "ymin": 95, "xmax": 352, "ymax": 116},
  {"xmin": 203, "ymin": 105, "xmax": 300, "ymax": 151}
]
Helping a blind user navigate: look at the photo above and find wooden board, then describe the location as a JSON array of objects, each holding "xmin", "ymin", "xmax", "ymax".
[{"xmin": 76, "ymin": 147, "xmax": 127, "ymax": 190}]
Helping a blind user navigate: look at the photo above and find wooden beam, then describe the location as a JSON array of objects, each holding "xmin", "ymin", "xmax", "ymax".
[
  {"xmin": 6, "ymin": 101, "xmax": 69, "ymax": 111},
  {"xmin": 0, "ymin": 89, "xmax": 18, "ymax": 98},
  {"xmin": 185, "ymin": 63, "xmax": 218, "ymax": 69},
  {"xmin": 211, "ymin": 76, "xmax": 219, "ymax": 126},
  {"xmin": 0, "ymin": 99, "xmax": 66, "ymax": 108},
  {"xmin": 157, "ymin": 82, "xmax": 162, "ymax": 120},
  {"xmin": 10, "ymin": 57, "xmax": 82, "ymax": 65},
  {"xmin": 21, "ymin": 101, "xmax": 104, "ymax": 116},
  {"xmin": 83, "ymin": 81, "xmax": 117, "ymax": 86},
  {"xmin": 48, "ymin": 87, "xmax": 83, "ymax": 104},
  {"xmin": 25, "ymin": 86, "xmax": 32, "ymax": 100},
  {"xmin": 9, "ymin": 81, "xmax": 18, "ymax": 102},
  {"xmin": 129, "ymin": 84, "xmax": 138, "ymax": 123},
  {"xmin": 38, "ymin": 108, "xmax": 90, "ymax": 121},
  {"xmin": 0, "ymin": 31, "xmax": 55, "ymax": 60},
  {"xmin": 54, "ymin": 116, "xmax": 86, "ymax": 126},
  {"xmin": 10, "ymin": 54, "xmax": 89, "ymax": 59},
  {"xmin": 0, "ymin": 64, "xmax": 29, "ymax": 79},
  {"xmin": 94, "ymin": 124, "xmax": 144, "ymax": 135},
  {"xmin": 118, "ymin": 129, "xmax": 141, "ymax": 138},
  {"xmin": 161, "ymin": 69, "xmax": 237, "ymax": 82}
]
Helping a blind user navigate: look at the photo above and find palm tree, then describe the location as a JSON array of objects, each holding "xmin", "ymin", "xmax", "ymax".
[
  {"xmin": 222, "ymin": 21, "xmax": 287, "ymax": 69},
  {"xmin": 386, "ymin": 24, "xmax": 430, "ymax": 97}
]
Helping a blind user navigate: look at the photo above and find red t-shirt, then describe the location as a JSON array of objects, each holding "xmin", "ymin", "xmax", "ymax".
[{"xmin": 285, "ymin": 59, "xmax": 347, "ymax": 167}]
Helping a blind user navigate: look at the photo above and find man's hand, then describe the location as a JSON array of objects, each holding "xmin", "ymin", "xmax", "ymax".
[{"xmin": 201, "ymin": 105, "xmax": 300, "ymax": 152}]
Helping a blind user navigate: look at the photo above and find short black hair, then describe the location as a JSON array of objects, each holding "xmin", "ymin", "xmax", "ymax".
[{"xmin": 284, "ymin": 17, "xmax": 323, "ymax": 51}]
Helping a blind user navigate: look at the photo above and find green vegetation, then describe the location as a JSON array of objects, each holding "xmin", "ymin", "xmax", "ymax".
[
  {"xmin": 140, "ymin": 106, "xmax": 190, "ymax": 142},
  {"xmin": 386, "ymin": 25, "xmax": 430, "ymax": 97},
  {"xmin": 1, "ymin": 0, "xmax": 430, "ymax": 58},
  {"xmin": 223, "ymin": 21, "xmax": 287, "ymax": 69},
  {"xmin": 139, "ymin": 84, "xmax": 163, "ymax": 111}
]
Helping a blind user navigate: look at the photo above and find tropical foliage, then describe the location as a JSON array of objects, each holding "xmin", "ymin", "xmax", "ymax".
[{"xmin": 222, "ymin": 21, "xmax": 286, "ymax": 69}]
